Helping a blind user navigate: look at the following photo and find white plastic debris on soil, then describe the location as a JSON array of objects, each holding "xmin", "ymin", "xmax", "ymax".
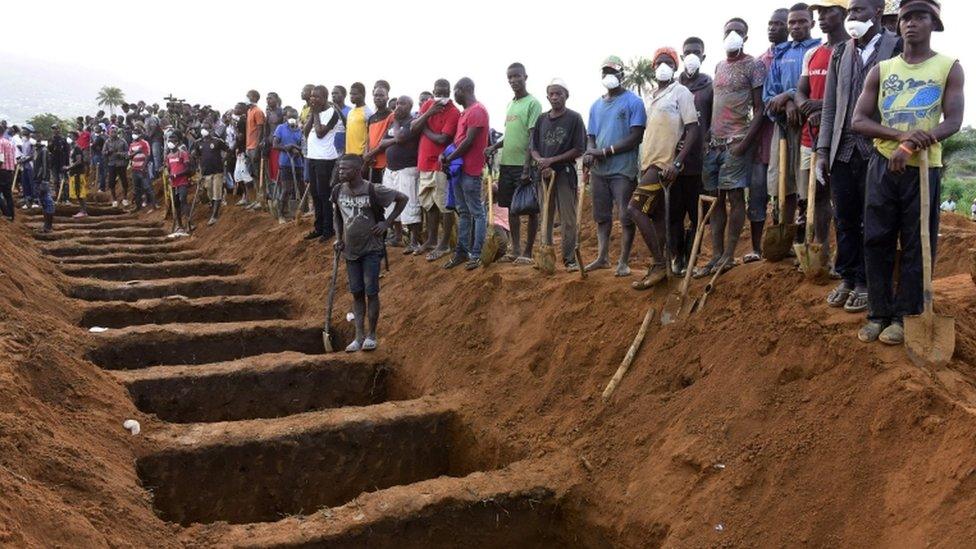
[{"xmin": 123, "ymin": 420, "xmax": 141, "ymax": 435}]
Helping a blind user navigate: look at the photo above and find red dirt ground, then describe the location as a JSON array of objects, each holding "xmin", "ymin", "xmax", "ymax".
[{"xmin": 2, "ymin": 204, "xmax": 976, "ymax": 547}]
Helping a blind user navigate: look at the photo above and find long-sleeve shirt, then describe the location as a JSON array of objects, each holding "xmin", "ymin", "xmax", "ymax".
[
  {"xmin": 762, "ymin": 37, "xmax": 822, "ymax": 110},
  {"xmin": 102, "ymin": 136, "xmax": 129, "ymax": 167}
]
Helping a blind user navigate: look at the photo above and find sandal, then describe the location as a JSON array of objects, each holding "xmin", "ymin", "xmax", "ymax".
[
  {"xmin": 826, "ymin": 282, "xmax": 853, "ymax": 308},
  {"xmin": 426, "ymin": 248, "xmax": 450, "ymax": 262},
  {"xmin": 742, "ymin": 252, "xmax": 761, "ymax": 264},
  {"xmin": 692, "ymin": 259, "xmax": 719, "ymax": 279},
  {"xmin": 843, "ymin": 287, "xmax": 869, "ymax": 313},
  {"xmin": 513, "ymin": 256, "xmax": 534, "ymax": 266},
  {"xmin": 631, "ymin": 266, "xmax": 667, "ymax": 291},
  {"xmin": 498, "ymin": 253, "xmax": 517, "ymax": 263}
]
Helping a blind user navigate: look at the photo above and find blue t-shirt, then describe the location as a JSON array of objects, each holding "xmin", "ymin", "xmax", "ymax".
[
  {"xmin": 333, "ymin": 105, "xmax": 352, "ymax": 154},
  {"xmin": 587, "ymin": 90, "xmax": 646, "ymax": 178},
  {"xmin": 274, "ymin": 123, "xmax": 303, "ymax": 169}
]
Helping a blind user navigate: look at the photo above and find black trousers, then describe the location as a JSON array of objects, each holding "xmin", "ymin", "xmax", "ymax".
[
  {"xmin": 669, "ymin": 173, "xmax": 701, "ymax": 258},
  {"xmin": 0, "ymin": 169, "xmax": 13, "ymax": 219},
  {"xmin": 864, "ymin": 152, "xmax": 940, "ymax": 324},
  {"xmin": 308, "ymin": 159, "xmax": 336, "ymax": 237},
  {"xmin": 829, "ymin": 150, "xmax": 868, "ymax": 286},
  {"xmin": 106, "ymin": 165, "xmax": 129, "ymax": 196}
]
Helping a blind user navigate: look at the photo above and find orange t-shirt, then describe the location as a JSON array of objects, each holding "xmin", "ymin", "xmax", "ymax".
[
  {"xmin": 367, "ymin": 113, "xmax": 393, "ymax": 170},
  {"xmin": 246, "ymin": 105, "xmax": 266, "ymax": 151}
]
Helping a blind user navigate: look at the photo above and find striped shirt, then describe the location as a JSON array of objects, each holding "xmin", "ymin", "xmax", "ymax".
[{"xmin": 0, "ymin": 136, "xmax": 15, "ymax": 171}]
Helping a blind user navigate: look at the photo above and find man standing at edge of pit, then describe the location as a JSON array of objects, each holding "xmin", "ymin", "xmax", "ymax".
[
  {"xmin": 345, "ymin": 83, "xmax": 373, "ymax": 157},
  {"xmin": 413, "ymin": 79, "xmax": 461, "ymax": 261},
  {"xmin": 442, "ymin": 77, "xmax": 490, "ymax": 272},
  {"xmin": 764, "ymin": 3, "xmax": 822, "ymax": 244},
  {"xmin": 818, "ymin": 0, "xmax": 901, "ymax": 314},
  {"xmin": 582, "ymin": 55, "xmax": 646, "ymax": 277},
  {"xmin": 332, "ymin": 154, "xmax": 407, "ymax": 353},
  {"xmin": 851, "ymin": 0, "xmax": 964, "ymax": 345},
  {"xmin": 244, "ymin": 89, "xmax": 266, "ymax": 207},
  {"xmin": 487, "ymin": 62, "xmax": 542, "ymax": 266},
  {"xmin": 304, "ymin": 85, "xmax": 343, "ymax": 242},
  {"xmin": 365, "ymin": 82, "xmax": 393, "ymax": 185}
]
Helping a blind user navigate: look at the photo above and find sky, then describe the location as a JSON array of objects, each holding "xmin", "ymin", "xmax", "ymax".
[{"xmin": 1, "ymin": 0, "xmax": 973, "ymax": 127}]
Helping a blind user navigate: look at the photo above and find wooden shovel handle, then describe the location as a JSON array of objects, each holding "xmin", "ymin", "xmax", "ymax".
[
  {"xmin": 919, "ymin": 152, "xmax": 934, "ymax": 315},
  {"xmin": 778, "ymin": 137, "xmax": 788, "ymax": 224},
  {"xmin": 805, "ymin": 150, "xmax": 818, "ymax": 245}
]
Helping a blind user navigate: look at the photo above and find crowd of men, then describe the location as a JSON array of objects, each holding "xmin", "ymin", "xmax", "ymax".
[{"xmin": 0, "ymin": 0, "xmax": 964, "ymax": 351}]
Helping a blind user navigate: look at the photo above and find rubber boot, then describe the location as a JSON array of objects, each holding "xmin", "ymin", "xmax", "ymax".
[{"xmin": 41, "ymin": 213, "xmax": 54, "ymax": 233}]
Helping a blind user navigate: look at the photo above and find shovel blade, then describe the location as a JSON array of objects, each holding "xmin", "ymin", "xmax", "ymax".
[
  {"xmin": 904, "ymin": 312, "xmax": 956, "ymax": 367},
  {"xmin": 762, "ymin": 223, "xmax": 798, "ymax": 262},
  {"xmin": 535, "ymin": 245, "xmax": 557, "ymax": 276},
  {"xmin": 323, "ymin": 329, "xmax": 334, "ymax": 353},
  {"xmin": 795, "ymin": 242, "xmax": 829, "ymax": 280},
  {"xmin": 481, "ymin": 233, "xmax": 501, "ymax": 268}
]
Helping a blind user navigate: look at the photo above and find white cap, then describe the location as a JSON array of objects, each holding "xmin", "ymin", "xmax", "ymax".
[{"xmin": 547, "ymin": 78, "xmax": 569, "ymax": 94}]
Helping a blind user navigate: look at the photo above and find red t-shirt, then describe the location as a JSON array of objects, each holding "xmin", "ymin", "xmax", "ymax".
[
  {"xmin": 454, "ymin": 101, "xmax": 489, "ymax": 177},
  {"xmin": 77, "ymin": 131, "xmax": 91, "ymax": 150},
  {"xmin": 802, "ymin": 44, "xmax": 833, "ymax": 148},
  {"xmin": 417, "ymin": 99, "xmax": 461, "ymax": 172},
  {"xmin": 129, "ymin": 139, "xmax": 150, "ymax": 172},
  {"xmin": 166, "ymin": 150, "xmax": 191, "ymax": 187}
]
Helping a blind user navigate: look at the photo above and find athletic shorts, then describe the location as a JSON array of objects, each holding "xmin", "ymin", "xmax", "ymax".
[
  {"xmin": 418, "ymin": 170, "xmax": 448, "ymax": 212},
  {"xmin": 496, "ymin": 165, "xmax": 524, "ymax": 209},
  {"xmin": 382, "ymin": 167, "xmax": 421, "ymax": 224},
  {"xmin": 703, "ymin": 145, "xmax": 750, "ymax": 192},
  {"xmin": 590, "ymin": 173, "xmax": 636, "ymax": 226},
  {"xmin": 346, "ymin": 251, "xmax": 382, "ymax": 296},
  {"xmin": 201, "ymin": 173, "xmax": 223, "ymax": 201}
]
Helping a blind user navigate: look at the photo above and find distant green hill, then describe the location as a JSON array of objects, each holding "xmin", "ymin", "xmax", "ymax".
[{"xmin": 942, "ymin": 128, "xmax": 976, "ymax": 213}]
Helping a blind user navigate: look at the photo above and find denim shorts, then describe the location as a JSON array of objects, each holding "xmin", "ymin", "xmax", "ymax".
[
  {"xmin": 703, "ymin": 146, "xmax": 751, "ymax": 192},
  {"xmin": 346, "ymin": 251, "xmax": 383, "ymax": 296}
]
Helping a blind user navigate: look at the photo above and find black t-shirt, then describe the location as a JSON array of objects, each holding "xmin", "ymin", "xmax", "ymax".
[
  {"xmin": 531, "ymin": 109, "xmax": 586, "ymax": 170},
  {"xmin": 92, "ymin": 134, "xmax": 106, "ymax": 155},
  {"xmin": 69, "ymin": 146, "xmax": 85, "ymax": 175},
  {"xmin": 384, "ymin": 116, "xmax": 420, "ymax": 171},
  {"xmin": 193, "ymin": 137, "xmax": 228, "ymax": 175}
]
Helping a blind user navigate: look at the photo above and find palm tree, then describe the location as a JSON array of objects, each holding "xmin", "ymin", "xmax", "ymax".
[
  {"xmin": 622, "ymin": 58, "xmax": 655, "ymax": 97},
  {"xmin": 96, "ymin": 86, "xmax": 126, "ymax": 115}
]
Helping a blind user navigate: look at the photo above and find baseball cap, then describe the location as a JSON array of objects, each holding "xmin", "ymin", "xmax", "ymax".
[
  {"xmin": 810, "ymin": 0, "xmax": 849, "ymax": 9},
  {"xmin": 900, "ymin": 0, "xmax": 944, "ymax": 31},
  {"xmin": 601, "ymin": 55, "xmax": 624, "ymax": 72}
]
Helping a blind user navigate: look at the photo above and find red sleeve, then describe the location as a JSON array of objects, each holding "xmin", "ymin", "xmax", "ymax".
[
  {"xmin": 469, "ymin": 105, "xmax": 488, "ymax": 129},
  {"xmin": 419, "ymin": 99, "xmax": 432, "ymax": 115},
  {"xmin": 442, "ymin": 107, "xmax": 461, "ymax": 136}
]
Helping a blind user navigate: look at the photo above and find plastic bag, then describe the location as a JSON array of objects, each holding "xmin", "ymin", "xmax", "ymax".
[
  {"xmin": 234, "ymin": 153, "xmax": 252, "ymax": 183},
  {"xmin": 509, "ymin": 181, "xmax": 539, "ymax": 216}
]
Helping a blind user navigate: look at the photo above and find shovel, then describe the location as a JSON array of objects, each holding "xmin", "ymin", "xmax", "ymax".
[
  {"xmin": 575, "ymin": 169, "xmax": 588, "ymax": 279},
  {"xmin": 692, "ymin": 256, "xmax": 730, "ymax": 314},
  {"xmin": 762, "ymin": 136, "xmax": 797, "ymax": 261},
  {"xmin": 794, "ymin": 148, "xmax": 828, "ymax": 279},
  {"xmin": 904, "ymin": 153, "xmax": 955, "ymax": 367},
  {"xmin": 534, "ymin": 171, "xmax": 557, "ymax": 275},
  {"xmin": 481, "ymin": 170, "xmax": 502, "ymax": 268},
  {"xmin": 323, "ymin": 251, "xmax": 341, "ymax": 352},
  {"xmin": 662, "ymin": 195, "xmax": 718, "ymax": 325}
]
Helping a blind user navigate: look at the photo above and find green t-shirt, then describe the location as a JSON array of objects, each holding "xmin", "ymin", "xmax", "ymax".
[{"xmin": 500, "ymin": 95, "xmax": 542, "ymax": 166}]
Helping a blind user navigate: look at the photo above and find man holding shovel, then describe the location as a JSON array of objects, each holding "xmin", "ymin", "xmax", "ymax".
[
  {"xmin": 332, "ymin": 154, "xmax": 407, "ymax": 353},
  {"xmin": 851, "ymin": 0, "xmax": 964, "ymax": 345}
]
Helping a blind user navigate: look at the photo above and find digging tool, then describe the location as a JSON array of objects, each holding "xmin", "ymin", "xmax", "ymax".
[
  {"xmin": 295, "ymin": 176, "xmax": 312, "ymax": 225},
  {"xmin": 602, "ymin": 307, "xmax": 656, "ymax": 400},
  {"xmin": 575, "ymin": 169, "xmax": 588, "ymax": 279},
  {"xmin": 535, "ymin": 171, "xmax": 557, "ymax": 275},
  {"xmin": 12, "ymin": 163, "xmax": 21, "ymax": 195},
  {"xmin": 661, "ymin": 195, "xmax": 718, "ymax": 325},
  {"xmin": 323, "ymin": 250, "xmax": 341, "ymax": 353},
  {"xmin": 288, "ymin": 155, "xmax": 300, "ymax": 219},
  {"xmin": 762, "ymin": 136, "xmax": 797, "ymax": 261},
  {"xmin": 481, "ymin": 170, "xmax": 501, "ymax": 268},
  {"xmin": 692, "ymin": 256, "xmax": 729, "ymax": 314},
  {"xmin": 795, "ymin": 147, "xmax": 828, "ymax": 279},
  {"xmin": 905, "ymin": 153, "xmax": 955, "ymax": 367},
  {"xmin": 56, "ymin": 170, "xmax": 68, "ymax": 206},
  {"xmin": 185, "ymin": 177, "xmax": 203, "ymax": 234}
]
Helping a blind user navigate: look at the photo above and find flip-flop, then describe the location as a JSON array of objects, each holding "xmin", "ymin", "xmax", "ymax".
[
  {"xmin": 498, "ymin": 254, "xmax": 517, "ymax": 263},
  {"xmin": 426, "ymin": 249, "xmax": 450, "ymax": 262},
  {"xmin": 692, "ymin": 259, "xmax": 719, "ymax": 279},
  {"xmin": 843, "ymin": 288, "xmax": 869, "ymax": 313},
  {"xmin": 826, "ymin": 283, "xmax": 853, "ymax": 308},
  {"xmin": 513, "ymin": 257, "xmax": 534, "ymax": 266},
  {"xmin": 742, "ymin": 252, "xmax": 761, "ymax": 264}
]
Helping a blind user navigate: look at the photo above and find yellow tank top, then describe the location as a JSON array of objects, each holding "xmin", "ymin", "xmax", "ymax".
[{"xmin": 874, "ymin": 53, "xmax": 956, "ymax": 168}]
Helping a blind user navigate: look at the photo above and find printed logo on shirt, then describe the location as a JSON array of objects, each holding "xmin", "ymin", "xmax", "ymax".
[{"xmin": 880, "ymin": 75, "xmax": 943, "ymax": 129}]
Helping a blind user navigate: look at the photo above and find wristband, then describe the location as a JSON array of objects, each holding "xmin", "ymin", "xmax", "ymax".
[
  {"xmin": 898, "ymin": 142, "xmax": 915, "ymax": 156},
  {"xmin": 610, "ymin": 146, "xmax": 616, "ymax": 156}
]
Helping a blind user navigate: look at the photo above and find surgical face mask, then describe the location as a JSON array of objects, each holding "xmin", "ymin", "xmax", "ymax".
[
  {"xmin": 200, "ymin": 129, "xmax": 209, "ymax": 137},
  {"xmin": 287, "ymin": 118, "xmax": 297, "ymax": 127},
  {"xmin": 40, "ymin": 140, "xmax": 48, "ymax": 147},
  {"xmin": 66, "ymin": 138, "xmax": 73, "ymax": 145},
  {"xmin": 655, "ymin": 64, "xmax": 675, "ymax": 82},
  {"xmin": 132, "ymin": 134, "xmax": 139, "ymax": 140},
  {"xmin": 167, "ymin": 142, "xmax": 176, "ymax": 150},
  {"xmin": 602, "ymin": 74, "xmax": 621, "ymax": 90},
  {"xmin": 231, "ymin": 114, "xmax": 240, "ymax": 122},
  {"xmin": 29, "ymin": 138, "xmax": 37, "ymax": 145},
  {"xmin": 684, "ymin": 54, "xmax": 702, "ymax": 76},
  {"xmin": 724, "ymin": 31, "xmax": 745, "ymax": 53},
  {"xmin": 845, "ymin": 18, "xmax": 873, "ymax": 39}
]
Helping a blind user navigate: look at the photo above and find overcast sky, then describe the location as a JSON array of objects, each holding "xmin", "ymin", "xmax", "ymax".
[{"xmin": 2, "ymin": 0, "xmax": 972, "ymax": 127}]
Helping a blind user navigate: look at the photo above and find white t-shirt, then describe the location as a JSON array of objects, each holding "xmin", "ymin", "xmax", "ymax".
[{"xmin": 307, "ymin": 108, "xmax": 341, "ymax": 161}]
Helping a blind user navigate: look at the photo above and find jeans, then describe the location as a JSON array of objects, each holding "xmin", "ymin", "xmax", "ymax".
[
  {"xmin": 150, "ymin": 141, "xmax": 163, "ymax": 179},
  {"xmin": 106, "ymin": 165, "xmax": 129, "ymax": 198},
  {"xmin": 132, "ymin": 170, "xmax": 155, "ymax": 208},
  {"xmin": 454, "ymin": 173, "xmax": 486, "ymax": 259},
  {"xmin": 864, "ymin": 152, "xmax": 940, "ymax": 324},
  {"xmin": 747, "ymin": 163, "xmax": 769, "ymax": 223},
  {"xmin": 92, "ymin": 155, "xmax": 106, "ymax": 191},
  {"xmin": 830, "ymin": 151, "xmax": 868, "ymax": 286},
  {"xmin": 543, "ymin": 167, "xmax": 579, "ymax": 264},
  {"xmin": 308, "ymin": 158, "xmax": 336, "ymax": 236},
  {"xmin": 20, "ymin": 165, "xmax": 34, "ymax": 202},
  {"xmin": 0, "ymin": 169, "xmax": 13, "ymax": 219},
  {"xmin": 35, "ymin": 180, "xmax": 55, "ymax": 214}
]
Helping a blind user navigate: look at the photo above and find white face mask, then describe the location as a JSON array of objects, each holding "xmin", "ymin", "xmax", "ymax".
[
  {"xmin": 287, "ymin": 118, "xmax": 297, "ymax": 126},
  {"xmin": 684, "ymin": 54, "xmax": 702, "ymax": 76},
  {"xmin": 602, "ymin": 74, "xmax": 621, "ymax": 90},
  {"xmin": 167, "ymin": 142, "xmax": 176, "ymax": 150},
  {"xmin": 724, "ymin": 31, "xmax": 745, "ymax": 53},
  {"xmin": 29, "ymin": 138, "xmax": 37, "ymax": 145},
  {"xmin": 66, "ymin": 138, "xmax": 73, "ymax": 145},
  {"xmin": 132, "ymin": 134, "xmax": 139, "ymax": 140},
  {"xmin": 40, "ymin": 140, "xmax": 48, "ymax": 147},
  {"xmin": 845, "ymin": 18, "xmax": 873, "ymax": 40},
  {"xmin": 655, "ymin": 64, "xmax": 675, "ymax": 82},
  {"xmin": 200, "ymin": 129, "xmax": 210, "ymax": 137}
]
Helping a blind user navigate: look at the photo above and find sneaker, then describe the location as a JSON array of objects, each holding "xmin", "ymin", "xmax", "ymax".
[
  {"xmin": 565, "ymin": 261, "xmax": 580, "ymax": 272},
  {"xmin": 121, "ymin": 199, "xmax": 130, "ymax": 207},
  {"xmin": 444, "ymin": 255, "xmax": 467, "ymax": 269},
  {"xmin": 111, "ymin": 200, "xmax": 118, "ymax": 208},
  {"xmin": 464, "ymin": 259, "xmax": 481, "ymax": 271},
  {"xmin": 879, "ymin": 322, "xmax": 904, "ymax": 346},
  {"xmin": 20, "ymin": 204, "xmax": 29, "ymax": 210},
  {"xmin": 208, "ymin": 217, "xmax": 218, "ymax": 226},
  {"xmin": 362, "ymin": 337, "xmax": 377, "ymax": 351},
  {"xmin": 857, "ymin": 321, "xmax": 885, "ymax": 343},
  {"xmin": 72, "ymin": 211, "xmax": 88, "ymax": 218},
  {"xmin": 236, "ymin": 197, "xmax": 248, "ymax": 206}
]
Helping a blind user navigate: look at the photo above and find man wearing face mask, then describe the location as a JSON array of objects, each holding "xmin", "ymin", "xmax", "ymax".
[
  {"xmin": 582, "ymin": 56, "xmax": 647, "ymax": 277},
  {"xmin": 102, "ymin": 125, "xmax": 130, "ymax": 208},
  {"xmin": 697, "ymin": 18, "xmax": 768, "ymax": 277},
  {"xmin": 264, "ymin": 92, "xmax": 284, "ymax": 196},
  {"xmin": 764, "ymin": 4, "xmax": 822, "ymax": 241},
  {"xmin": 851, "ymin": 0, "xmax": 963, "ymax": 344},
  {"xmin": 818, "ymin": 0, "xmax": 901, "ymax": 314},
  {"xmin": 631, "ymin": 48, "xmax": 700, "ymax": 290},
  {"xmin": 166, "ymin": 135, "xmax": 192, "ymax": 236},
  {"xmin": 794, "ymin": 0, "xmax": 851, "ymax": 270},
  {"xmin": 128, "ymin": 129, "xmax": 153, "ymax": 212},
  {"xmin": 272, "ymin": 110, "xmax": 303, "ymax": 223},
  {"xmin": 676, "ymin": 37, "xmax": 713, "ymax": 274},
  {"xmin": 192, "ymin": 123, "xmax": 229, "ymax": 225}
]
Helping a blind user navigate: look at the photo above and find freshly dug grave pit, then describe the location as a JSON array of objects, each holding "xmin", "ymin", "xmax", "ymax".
[
  {"xmin": 66, "ymin": 274, "xmax": 257, "ymax": 302},
  {"xmin": 43, "ymin": 241, "xmax": 193, "ymax": 257},
  {"xmin": 60, "ymin": 259, "xmax": 238, "ymax": 281},
  {"xmin": 34, "ymin": 227, "xmax": 168, "ymax": 241},
  {"xmin": 54, "ymin": 249, "xmax": 203, "ymax": 265},
  {"xmin": 138, "ymin": 398, "xmax": 473, "ymax": 525},
  {"xmin": 34, "ymin": 218, "xmax": 160, "ymax": 230},
  {"xmin": 79, "ymin": 293, "xmax": 291, "ymax": 328},
  {"xmin": 180, "ymin": 458, "xmax": 577, "ymax": 548},
  {"xmin": 85, "ymin": 319, "xmax": 323, "ymax": 369},
  {"xmin": 23, "ymin": 205, "xmax": 126, "ymax": 217},
  {"xmin": 114, "ymin": 352, "xmax": 389, "ymax": 422},
  {"xmin": 73, "ymin": 236, "xmax": 175, "ymax": 246}
]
